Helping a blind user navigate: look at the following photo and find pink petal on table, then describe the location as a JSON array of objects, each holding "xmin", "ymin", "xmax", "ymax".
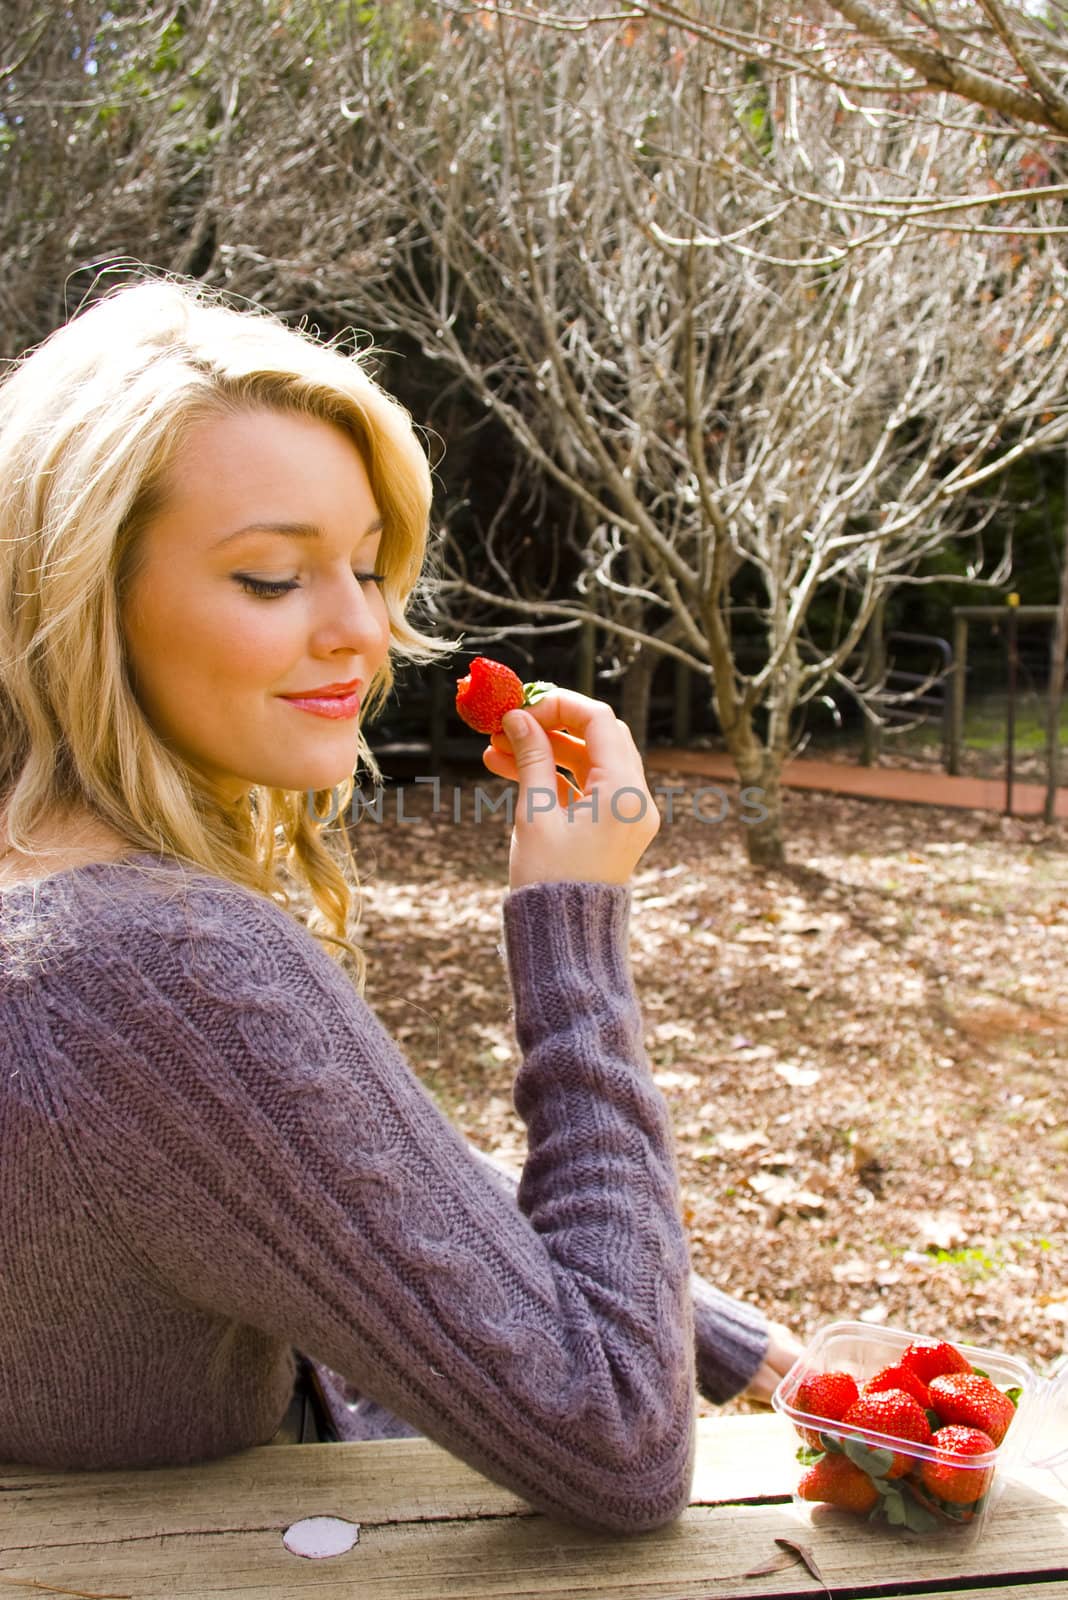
[{"xmin": 282, "ymin": 1515, "xmax": 360, "ymax": 1558}]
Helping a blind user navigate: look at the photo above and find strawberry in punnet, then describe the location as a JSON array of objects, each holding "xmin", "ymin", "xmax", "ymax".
[
  {"xmin": 928, "ymin": 1372, "xmax": 1016, "ymax": 1447},
  {"xmin": 454, "ymin": 657, "xmax": 550, "ymax": 736},
  {"xmin": 919, "ymin": 1425, "xmax": 997, "ymax": 1506},
  {"xmin": 793, "ymin": 1370, "xmax": 859, "ymax": 1448},
  {"xmin": 797, "ymin": 1453, "xmax": 879, "ymax": 1514},
  {"xmin": 899, "ymin": 1339, "xmax": 972, "ymax": 1387},
  {"xmin": 842, "ymin": 1387, "xmax": 934, "ymax": 1478},
  {"xmin": 862, "ymin": 1363, "xmax": 931, "ymax": 1411}
]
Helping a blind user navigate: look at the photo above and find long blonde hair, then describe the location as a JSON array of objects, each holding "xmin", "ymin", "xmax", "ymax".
[{"xmin": 0, "ymin": 273, "xmax": 455, "ymax": 988}]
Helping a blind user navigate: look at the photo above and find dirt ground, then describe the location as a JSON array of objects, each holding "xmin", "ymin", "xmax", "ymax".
[{"xmin": 342, "ymin": 765, "xmax": 1068, "ymax": 1413}]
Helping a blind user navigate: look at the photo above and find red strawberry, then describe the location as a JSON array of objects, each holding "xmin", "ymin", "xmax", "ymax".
[
  {"xmin": 900, "ymin": 1339, "xmax": 972, "ymax": 1387},
  {"xmin": 794, "ymin": 1370, "xmax": 860, "ymax": 1448},
  {"xmin": 862, "ymin": 1364, "xmax": 930, "ymax": 1411},
  {"xmin": 928, "ymin": 1372, "xmax": 1016, "ymax": 1447},
  {"xmin": 454, "ymin": 657, "xmax": 549, "ymax": 736},
  {"xmin": 797, "ymin": 1453, "xmax": 879, "ymax": 1514},
  {"xmin": 919, "ymin": 1425, "xmax": 997, "ymax": 1505},
  {"xmin": 455, "ymin": 658, "xmax": 524, "ymax": 735},
  {"xmin": 842, "ymin": 1387, "xmax": 934, "ymax": 1478}
]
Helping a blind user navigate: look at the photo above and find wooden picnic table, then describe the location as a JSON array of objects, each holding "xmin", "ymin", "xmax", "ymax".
[{"xmin": 2, "ymin": 1412, "xmax": 1066, "ymax": 1599}]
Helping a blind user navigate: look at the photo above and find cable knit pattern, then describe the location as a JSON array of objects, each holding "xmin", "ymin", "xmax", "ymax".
[
  {"xmin": 460, "ymin": 1148, "xmax": 768, "ymax": 1410},
  {"xmin": 0, "ymin": 854, "xmax": 699, "ymax": 1532}
]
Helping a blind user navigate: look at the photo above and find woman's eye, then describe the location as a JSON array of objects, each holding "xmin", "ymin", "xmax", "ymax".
[
  {"xmin": 234, "ymin": 572, "xmax": 386, "ymax": 599},
  {"xmin": 236, "ymin": 576, "xmax": 299, "ymax": 598}
]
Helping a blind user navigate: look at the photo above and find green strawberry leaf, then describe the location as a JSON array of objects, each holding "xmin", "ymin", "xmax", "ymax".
[
  {"xmin": 521, "ymin": 680, "xmax": 553, "ymax": 705},
  {"xmin": 871, "ymin": 1474, "xmax": 905, "ymax": 1499},
  {"xmin": 1005, "ymin": 1385, "xmax": 1022, "ymax": 1408},
  {"xmin": 819, "ymin": 1432, "xmax": 844, "ymax": 1454},
  {"xmin": 932, "ymin": 1497, "xmax": 977, "ymax": 1523},
  {"xmin": 881, "ymin": 1488, "xmax": 907, "ymax": 1526},
  {"xmin": 912, "ymin": 1481, "xmax": 985, "ymax": 1523},
  {"xmin": 795, "ymin": 1444, "xmax": 825, "ymax": 1466},
  {"xmin": 926, "ymin": 1409, "xmax": 943, "ymax": 1431},
  {"xmin": 842, "ymin": 1438, "xmax": 896, "ymax": 1479},
  {"xmin": 971, "ymin": 1366, "xmax": 989, "ymax": 1380},
  {"xmin": 901, "ymin": 1497, "xmax": 942, "ymax": 1534}
]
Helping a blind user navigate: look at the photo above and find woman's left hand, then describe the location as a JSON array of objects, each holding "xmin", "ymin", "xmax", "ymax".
[{"xmin": 740, "ymin": 1320, "xmax": 805, "ymax": 1405}]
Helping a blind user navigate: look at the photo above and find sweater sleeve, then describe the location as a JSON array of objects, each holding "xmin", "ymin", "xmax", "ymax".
[
  {"xmin": 691, "ymin": 1278, "xmax": 768, "ymax": 1403},
  {"xmin": 56, "ymin": 873, "xmax": 696, "ymax": 1534},
  {"xmin": 468, "ymin": 1148, "xmax": 768, "ymax": 1402}
]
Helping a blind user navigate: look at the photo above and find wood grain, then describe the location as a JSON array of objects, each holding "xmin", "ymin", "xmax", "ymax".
[{"xmin": 3, "ymin": 1415, "xmax": 1065, "ymax": 1600}]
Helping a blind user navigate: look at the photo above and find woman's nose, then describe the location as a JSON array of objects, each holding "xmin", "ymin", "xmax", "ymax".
[{"xmin": 308, "ymin": 571, "xmax": 389, "ymax": 658}]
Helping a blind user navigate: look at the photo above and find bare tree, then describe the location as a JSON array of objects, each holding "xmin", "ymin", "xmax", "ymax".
[
  {"xmin": 322, "ymin": 3, "xmax": 1068, "ymax": 864},
  {"xmin": 7, "ymin": 2, "xmax": 1066, "ymax": 860},
  {"xmin": 481, "ymin": 0, "xmax": 1068, "ymax": 271},
  {"xmin": 2, "ymin": 1, "xmax": 218, "ymax": 351},
  {"xmin": 791, "ymin": 1, "xmax": 1068, "ymax": 137},
  {"xmin": 0, "ymin": 1, "xmax": 411, "ymax": 355},
  {"xmin": 1047, "ymin": 458, "xmax": 1068, "ymax": 821},
  {"xmin": 508, "ymin": 2, "xmax": 1068, "ymax": 140}
]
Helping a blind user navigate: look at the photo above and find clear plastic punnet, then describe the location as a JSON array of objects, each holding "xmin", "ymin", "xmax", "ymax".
[{"xmin": 772, "ymin": 1321, "xmax": 1068, "ymax": 1547}]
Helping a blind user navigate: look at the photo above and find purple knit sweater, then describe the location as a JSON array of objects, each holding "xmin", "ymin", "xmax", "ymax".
[{"xmin": 0, "ymin": 854, "xmax": 766, "ymax": 1531}]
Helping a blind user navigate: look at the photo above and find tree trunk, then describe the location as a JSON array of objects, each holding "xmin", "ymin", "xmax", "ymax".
[
  {"xmin": 742, "ymin": 766, "xmax": 785, "ymax": 867},
  {"xmin": 620, "ymin": 646, "xmax": 657, "ymax": 756},
  {"xmin": 1045, "ymin": 459, "xmax": 1068, "ymax": 824},
  {"xmin": 861, "ymin": 593, "xmax": 887, "ymax": 767},
  {"xmin": 714, "ymin": 702, "xmax": 786, "ymax": 868}
]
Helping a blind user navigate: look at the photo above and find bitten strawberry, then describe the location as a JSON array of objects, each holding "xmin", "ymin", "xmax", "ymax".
[
  {"xmin": 928, "ymin": 1372, "xmax": 1016, "ymax": 1447},
  {"xmin": 919, "ymin": 1425, "xmax": 997, "ymax": 1506},
  {"xmin": 794, "ymin": 1370, "xmax": 859, "ymax": 1448},
  {"xmin": 899, "ymin": 1340, "xmax": 972, "ymax": 1387},
  {"xmin": 454, "ymin": 657, "xmax": 550, "ymax": 736},
  {"xmin": 842, "ymin": 1387, "xmax": 934, "ymax": 1478},
  {"xmin": 862, "ymin": 1364, "xmax": 930, "ymax": 1411},
  {"xmin": 797, "ymin": 1453, "xmax": 879, "ymax": 1514}
]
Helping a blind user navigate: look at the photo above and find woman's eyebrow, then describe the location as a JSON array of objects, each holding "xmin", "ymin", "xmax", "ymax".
[{"xmin": 213, "ymin": 517, "xmax": 384, "ymax": 549}]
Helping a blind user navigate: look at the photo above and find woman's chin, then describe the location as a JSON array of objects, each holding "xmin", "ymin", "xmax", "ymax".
[{"xmin": 292, "ymin": 768, "xmax": 358, "ymax": 797}]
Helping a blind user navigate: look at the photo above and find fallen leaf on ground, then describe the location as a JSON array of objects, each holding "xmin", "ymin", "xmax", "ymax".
[
  {"xmin": 743, "ymin": 1538, "xmax": 829, "ymax": 1591},
  {"xmin": 717, "ymin": 1129, "xmax": 769, "ymax": 1152},
  {"xmin": 774, "ymin": 1061, "xmax": 822, "ymax": 1087},
  {"xmin": 743, "ymin": 1545, "xmax": 799, "ymax": 1577},
  {"xmin": 775, "ymin": 1537, "xmax": 830, "ymax": 1591}
]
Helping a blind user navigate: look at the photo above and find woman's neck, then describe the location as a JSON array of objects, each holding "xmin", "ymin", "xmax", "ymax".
[{"xmin": 0, "ymin": 803, "xmax": 130, "ymax": 883}]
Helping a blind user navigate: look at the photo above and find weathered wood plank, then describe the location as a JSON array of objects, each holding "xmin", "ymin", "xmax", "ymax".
[
  {"xmin": 689, "ymin": 1413, "xmax": 798, "ymax": 1502},
  {"xmin": 0, "ymin": 1413, "xmax": 800, "ymax": 1547},
  {"xmin": 0, "ymin": 1437, "xmax": 528, "ymax": 1537},
  {"xmin": 2, "ymin": 1480, "xmax": 1065, "ymax": 1600},
  {"xmin": 2, "ymin": 1415, "xmax": 1064, "ymax": 1600}
]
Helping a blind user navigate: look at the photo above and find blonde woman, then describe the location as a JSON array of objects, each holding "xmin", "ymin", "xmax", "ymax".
[{"xmin": 0, "ymin": 277, "xmax": 797, "ymax": 1531}]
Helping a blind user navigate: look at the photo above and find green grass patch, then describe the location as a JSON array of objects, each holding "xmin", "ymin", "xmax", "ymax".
[
  {"xmin": 897, "ymin": 691, "xmax": 1068, "ymax": 755},
  {"xmin": 926, "ymin": 1244, "xmax": 1003, "ymax": 1278}
]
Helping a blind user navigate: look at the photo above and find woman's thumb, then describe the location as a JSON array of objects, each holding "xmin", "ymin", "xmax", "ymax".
[{"xmin": 501, "ymin": 710, "xmax": 556, "ymax": 805}]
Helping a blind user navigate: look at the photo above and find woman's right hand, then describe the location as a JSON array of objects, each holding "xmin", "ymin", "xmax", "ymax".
[
  {"xmin": 480, "ymin": 687, "xmax": 660, "ymax": 891},
  {"xmin": 740, "ymin": 1320, "xmax": 805, "ymax": 1406}
]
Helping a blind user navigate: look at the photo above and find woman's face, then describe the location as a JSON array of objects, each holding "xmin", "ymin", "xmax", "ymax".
[{"xmin": 121, "ymin": 407, "xmax": 391, "ymax": 801}]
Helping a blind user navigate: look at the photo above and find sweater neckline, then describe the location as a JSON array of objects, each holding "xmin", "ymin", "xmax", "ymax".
[{"xmin": 0, "ymin": 850, "xmax": 171, "ymax": 898}]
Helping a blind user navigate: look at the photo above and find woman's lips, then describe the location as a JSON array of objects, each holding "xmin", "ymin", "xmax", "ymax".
[{"xmin": 280, "ymin": 690, "xmax": 362, "ymax": 720}]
